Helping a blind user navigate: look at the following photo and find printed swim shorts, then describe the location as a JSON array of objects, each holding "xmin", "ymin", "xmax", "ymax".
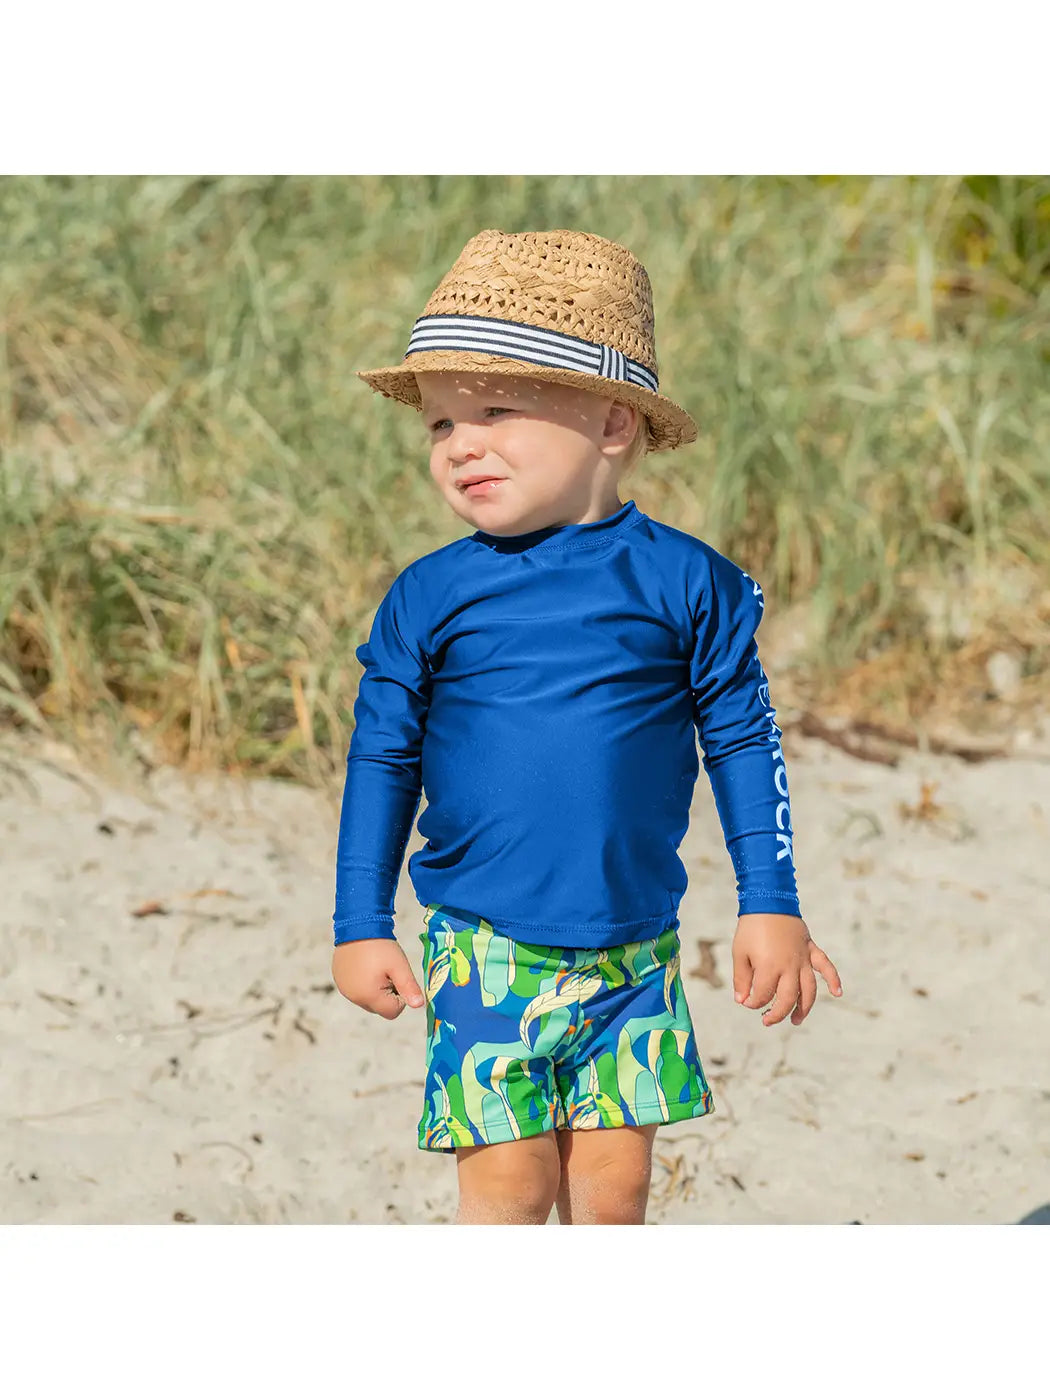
[{"xmin": 417, "ymin": 904, "xmax": 715, "ymax": 1153}]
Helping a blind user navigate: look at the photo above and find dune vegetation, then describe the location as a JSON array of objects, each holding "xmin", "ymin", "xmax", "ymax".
[{"xmin": 1, "ymin": 175, "xmax": 1047, "ymax": 782}]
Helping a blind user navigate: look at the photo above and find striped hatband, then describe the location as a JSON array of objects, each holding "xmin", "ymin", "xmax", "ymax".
[
  {"xmin": 356, "ymin": 228, "xmax": 698, "ymax": 453},
  {"xmin": 404, "ymin": 314, "xmax": 660, "ymax": 395}
]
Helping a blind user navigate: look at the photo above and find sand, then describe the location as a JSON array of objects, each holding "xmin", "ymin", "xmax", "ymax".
[{"xmin": 2, "ymin": 720, "xmax": 1048, "ymax": 1225}]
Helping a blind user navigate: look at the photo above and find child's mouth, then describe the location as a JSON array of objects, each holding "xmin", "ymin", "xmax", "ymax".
[{"xmin": 462, "ymin": 479, "xmax": 505, "ymax": 498}]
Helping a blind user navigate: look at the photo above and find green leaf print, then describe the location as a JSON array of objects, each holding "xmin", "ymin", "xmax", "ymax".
[
  {"xmin": 470, "ymin": 921, "xmax": 496, "ymax": 1005},
  {"xmin": 655, "ymin": 1027, "xmax": 694, "ymax": 1107},
  {"xmin": 486, "ymin": 1055, "xmax": 523, "ymax": 1139},
  {"xmin": 624, "ymin": 938, "xmax": 662, "ymax": 981},
  {"xmin": 426, "ymin": 1070, "xmax": 459, "ymax": 1149},
  {"xmin": 438, "ymin": 1071, "xmax": 452, "ymax": 1120},
  {"xmin": 595, "ymin": 1049, "xmax": 622, "ymax": 1108},
  {"xmin": 460, "ymin": 1048, "xmax": 489, "ymax": 1133},
  {"xmin": 594, "ymin": 946, "xmax": 628, "ymax": 991},
  {"xmin": 615, "ymin": 1024, "xmax": 649, "ymax": 1109},
  {"xmin": 621, "ymin": 1002, "xmax": 692, "ymax": 1049},
  {"xmin": 587, "ymin": 1055, "xmax": 623, "ymax": 1126},
  {"xmin": 663, "ymin": 950, "xmax": 681, "ymax": 1017},
  {"xmin": 480, "ymin": 1088, "xmax": 513, "ymax": 1141},
  {"xmin": 505, "ymin": 1061, "xmax": 542, "ymax": 1127},
  {"xmin": 630, "ymin": 1066, "xmax": 660, "ymax": 1112},
  {"xmin": 646, "ymin": 1030, "xmax": 670, "ymax": 1116},
  {"xmin": 528, "ymin": 1004, "xmax": 576, "ymax": 1057},
  {"xmin": 473, "ymin": 919, "xmax": 517, "ymax": 1007},
  {"xmin": 459, "ymin": 1048, "xmax": 518, "ymax": 1141},
  {"xmin": 507, "ymin": 945, "xmax": 559, "ymax": 1001}
]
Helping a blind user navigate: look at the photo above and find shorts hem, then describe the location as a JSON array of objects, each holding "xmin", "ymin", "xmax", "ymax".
[
  {"xmin": 561, "ymin": 1094, "xmax": 715, "ymax": 1133},
  {"xmin": 417, "ymin": 1115, "xmax": 558, "ymax": 1155},
  {"xmin": 417, "ymin": 1095, "xmax": 714, "ymax": 1153}
]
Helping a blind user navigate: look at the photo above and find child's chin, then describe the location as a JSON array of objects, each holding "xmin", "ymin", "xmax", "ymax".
[{"xmin": 455, "ymin": 488, "xmax": 507, "ymax": 511}]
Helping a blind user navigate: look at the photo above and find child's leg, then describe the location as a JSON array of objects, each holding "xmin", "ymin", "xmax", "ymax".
[
  {"xmin": 454, "ymin": 1131, "xmax": 562, "ymax": 1224},
  {"xmin": 553, "ymin": 1124, "xmax": 658, "ymax": 1225}
]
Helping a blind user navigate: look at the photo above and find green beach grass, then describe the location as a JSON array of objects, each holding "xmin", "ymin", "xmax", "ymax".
[{"xmin": 1, "ymin": 175, "xmax": 1047, "ymax": 782}]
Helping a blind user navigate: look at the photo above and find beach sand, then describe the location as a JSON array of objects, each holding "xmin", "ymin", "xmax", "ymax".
[{"xmin": 2, "ymin": 722, "xmax": 1048, "ymax": 1225}]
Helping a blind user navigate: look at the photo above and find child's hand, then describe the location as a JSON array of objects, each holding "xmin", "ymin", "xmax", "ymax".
[
  {"xmin": 731, "ymin": 914, "xmax": 842, "ymax": 1027},
  {"xmin": 331, "ymin": 938, "xmax": 425, "ymax": 1020}
]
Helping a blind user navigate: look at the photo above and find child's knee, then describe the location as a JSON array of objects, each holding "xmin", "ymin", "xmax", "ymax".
[
  {"xmin": 455, "ymin": 1135, "xmax": 560, "ymax": 1222},
  {"xmin": 577, "ymin": 1160, "xmax": 651, "ymax": 1220},
  {"xmin": 559, "ymin": 1128, "xmax": 656, "ymax": 1223}
]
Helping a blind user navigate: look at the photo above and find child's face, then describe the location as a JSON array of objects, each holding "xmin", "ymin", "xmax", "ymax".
[{"xmin": 416, "ymin": 372, "xmax": 635, "ymax": 535}]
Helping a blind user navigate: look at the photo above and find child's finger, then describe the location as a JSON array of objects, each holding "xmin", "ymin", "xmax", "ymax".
[
  {"xmin": 373, "ymin": 987, "xmax": 404, "ymax": 1020},
  {"xmin": 790, "ymin": 966, "xmax": 818, "ymax": 1025},
  {"xmin": 810, "ymin": 943, "xmax": 843, "ymax": 996},
  {"xmin": 732, "ymin": 946, "xmax": 755, "ymax": 1004},
  {"xmin": 744, "ymin": 972, "xmax": 779, "ymax": 1010},
  {"xmin": 761, "ymin": 970, "xmax": 800, "ymax": 1026}
]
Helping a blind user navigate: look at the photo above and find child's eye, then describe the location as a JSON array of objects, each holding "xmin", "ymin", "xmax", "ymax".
[{"xmin": 428, "ymin": 408, "xmax": 512, "ymax": 433}]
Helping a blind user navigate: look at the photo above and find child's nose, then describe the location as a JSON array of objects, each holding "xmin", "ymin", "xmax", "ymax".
[{"xmin": 446, "ymin": 421, "xmax": 486, "ymax": 464}]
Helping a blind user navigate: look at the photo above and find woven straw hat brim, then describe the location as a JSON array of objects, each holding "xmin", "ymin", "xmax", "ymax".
[{"xmin": 356, "ymin": 352, "xmax": 698, "ymax": 453}]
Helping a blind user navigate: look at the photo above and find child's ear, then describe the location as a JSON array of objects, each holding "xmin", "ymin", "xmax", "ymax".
[{"xmin": 603, "ymin": 401, "xmax": 638, "ymax": 447}]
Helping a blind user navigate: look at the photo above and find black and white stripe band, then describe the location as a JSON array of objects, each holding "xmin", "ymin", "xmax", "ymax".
[{"xmin": 403, "ymin": 314, "xmax": 659, "ymax": 394}]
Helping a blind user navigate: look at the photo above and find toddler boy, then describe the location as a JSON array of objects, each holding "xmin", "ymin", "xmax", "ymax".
[{"xmin": 331, "ymin": 228, "xmax": 841, "ymax": 1224}]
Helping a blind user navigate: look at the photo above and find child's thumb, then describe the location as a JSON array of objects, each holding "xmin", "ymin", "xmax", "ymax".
[{"xmin": 394, "ymin": 967, "xmax": 425, "ymax": 1010}]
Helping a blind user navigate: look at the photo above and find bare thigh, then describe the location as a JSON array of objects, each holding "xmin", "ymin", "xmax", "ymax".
[
  {"xmin": 555, "ymin": 1123, "xmax": 659, "ymax": 1225},
  {"xmin": 454, "ymin": 1132, "xmax": 562, "ymax": 1225}
]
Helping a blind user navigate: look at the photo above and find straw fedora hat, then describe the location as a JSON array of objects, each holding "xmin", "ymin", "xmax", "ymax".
[{"xmin": 357, "ymin": 228, "xmax": 698, "ymax": 452}]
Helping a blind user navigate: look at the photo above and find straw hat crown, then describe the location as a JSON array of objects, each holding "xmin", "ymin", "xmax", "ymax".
[
  {"xmin": 357, "ymin": 227, "xmax": 698, "ymax": 451},
  {"xmin": 423, "ymin": 228, "xmax": 658, "ymax": 375}
]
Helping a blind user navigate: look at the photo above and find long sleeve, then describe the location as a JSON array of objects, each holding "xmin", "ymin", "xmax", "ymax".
[
  {"xmin": 689, "ymin": 552, "xmax": 802, "ymax": 918},
  {"xmin": 333, "ymin": 566, "xmax": 432, "ymax": 944}
]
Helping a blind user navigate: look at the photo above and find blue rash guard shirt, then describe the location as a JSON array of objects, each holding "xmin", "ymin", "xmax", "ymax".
[{"xmin": 333, "ymin": 497, "xmax": 801, "ymax": 949}]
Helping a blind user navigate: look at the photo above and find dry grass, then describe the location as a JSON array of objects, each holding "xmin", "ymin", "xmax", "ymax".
[{"xmin": 1, "ymin": 175, "xmax": 1048, "ymax": 781}]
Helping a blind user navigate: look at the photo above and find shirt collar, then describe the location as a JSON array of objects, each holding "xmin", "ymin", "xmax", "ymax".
[{"xmin": 472, "ymin": 499, "xmax": 642, "ymax": 554}]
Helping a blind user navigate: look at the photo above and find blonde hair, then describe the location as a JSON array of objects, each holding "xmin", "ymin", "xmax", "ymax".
[{"xmin": 619, "ymin": 414, "xmax": 650, "ymax": 480}]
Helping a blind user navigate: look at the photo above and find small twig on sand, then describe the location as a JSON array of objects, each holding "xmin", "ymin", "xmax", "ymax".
[
  {"xmin": 350, "ymin": 1080, "xmax": 425, "ymax": 1099},
  {"xmin": 652, "ymin": 1151, "xmax": 697, "ymax": 1204},
  {"xmin": 292, "ymin": 1011, "xmax": 317, "ymax": 1044},
  {"xmin": 798, "ymin": 712, "xmax": 900, "ymax": 765},
  {"xmin": 798, "ymin": 710, "xmax": 1009, "ymax": 765},
  {"xmin": 136, "ymin": 998, "xmax": 284, "ymax": 1040},
  {"xmin": 36, "ymin": 991, "xmax": 80, "ymax": 1017},
  {"xmin": 8, "ymin": 1095, "xmax": 125, "ymax": 1124}
]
